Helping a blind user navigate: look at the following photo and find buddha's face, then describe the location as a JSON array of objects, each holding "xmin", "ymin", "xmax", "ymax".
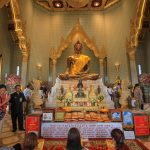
[{"xmin": 74, "ymin": 42, "xmax": 82, "ymax": 54}]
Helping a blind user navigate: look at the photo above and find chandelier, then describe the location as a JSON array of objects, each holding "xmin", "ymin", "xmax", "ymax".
[{"xmin": 66, "ymin": 0, "xmax": 89, "ymax": 8}]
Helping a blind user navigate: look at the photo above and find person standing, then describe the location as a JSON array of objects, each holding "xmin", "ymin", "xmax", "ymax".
[
  {"xmin": 107, "ymin": 85, "xmax": 113, "ymax": 100},
  {"xmin": 10, "ymin": 85, "xmax": 26, "ymax": 132},
  {"xmin": 0, "ymin": 84, "xmax": 10, "ymax": 133},
  {"xmin": 133, "ymin": 83, "xmax": 144, "ymax": 110},
  {"xmin": 23, "ymin": 84, "xmax": 33, "ymax": 114}
]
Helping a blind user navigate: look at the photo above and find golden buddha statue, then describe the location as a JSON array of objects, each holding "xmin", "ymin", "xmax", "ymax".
[{"xmin": 59, "ymin": 41, "xmax": 99, "ymax": 80}]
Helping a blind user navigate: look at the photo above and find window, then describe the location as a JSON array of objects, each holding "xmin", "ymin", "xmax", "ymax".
[
  {"xmin": 138, "ymin": 64, "xmax": 142, "ymax": 75},
  {"xmin": 16, "ymin": 65, "xmax": 20, "ymax": 76}
]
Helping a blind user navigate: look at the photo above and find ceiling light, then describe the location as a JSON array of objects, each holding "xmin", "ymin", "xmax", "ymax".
[
  {"xmin": 55, "ymin": 2, "xmax": 61, "ymax": 7},
  {"xmin": 94, "ymin": 2, "xmax": 100, "ymax": 7}
]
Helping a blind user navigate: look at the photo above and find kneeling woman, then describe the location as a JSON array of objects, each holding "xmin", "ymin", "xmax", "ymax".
[{"xmin": 67, "ymin": 128, "xmax": 88, "ymax": 150}]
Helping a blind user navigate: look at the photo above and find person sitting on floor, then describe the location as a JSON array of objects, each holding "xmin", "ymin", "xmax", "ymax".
[
  {"xmin": 23, "ymin": 132, "xmax": 38, "ymax": 150},
  {"xmin": 12, "ymin": 132, "xmax": 38, "ymax": 150},
  {"xmin": 67, "ymin": 127, "xmax": 88, "ymax": 150},
  {"xmin": 111, "ymin": 128, "xmax": 128, "ymax": 150}
]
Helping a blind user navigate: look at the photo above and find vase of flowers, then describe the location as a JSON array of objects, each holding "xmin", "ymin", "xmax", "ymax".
[
  {"xmin": 97, "ymin": 95, "xmax": 104, "ymax": 106},
  {"xmin": 57, "ymin": 95, "xmax": 65, "ymax": 107},
  {"xmin": 65, "ymin": 98, "xmax": 73, "ymax": 106},
  {"xmin": 57, "ymin": 95, "xmax": 65, "ymax": 102},
  {"xmin": 89, "ymin": 98, "xmax": 97, "ymax": 106},
  {"xmin": 139, "ymin": 73, "xmax": 150, "ymax": 86},
  {"xmin": 5, "ymin": 74, "xmax": 21, "ymax": 94}
]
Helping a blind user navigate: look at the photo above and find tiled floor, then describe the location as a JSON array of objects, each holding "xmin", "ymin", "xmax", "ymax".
[{"xmin": 0, "ymin": 114, "xmax": 25, "ymax": 147}]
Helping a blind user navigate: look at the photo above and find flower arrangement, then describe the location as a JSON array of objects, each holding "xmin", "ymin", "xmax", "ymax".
[
  {"xmin": 65, "ymin": 98, "xmax": 73, "ymax": 105},
  {"xmin": 97, "ymin": 95, "xmax": 104, "ymax": 102},
  {"xmin": 5, "ymin": 74, "xmax": 21, "ymax": 93},
  {"xmin": 89, "ymin": 98, "xmax": 97, "ymax": 106},
  {"xmin": 139, "ymin": 73, "xmax": 150, "ymax": 86},
  {"xmin": 57, "ymin": 95, "xmax": 65, "ymax": 102},
  {"xmin": 5, "ymin": 74, "xmax": 21, "ymax": 86}
]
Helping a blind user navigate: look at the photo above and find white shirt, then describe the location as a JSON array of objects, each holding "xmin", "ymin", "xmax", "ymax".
[
  {"xmin": 23, "ymin": 88, "xmax": 32, "ymax": 99},
  {"xmin": 107, "ymin": 88, "xmax": 113, "ymax": 95}
]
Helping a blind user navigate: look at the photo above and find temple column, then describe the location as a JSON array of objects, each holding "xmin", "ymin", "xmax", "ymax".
[
  {"xmin": 52, "ymin": 59, "xmax": 57, "ymax": 85},
  {"xmin": 99, "ymin": 58, "xmax": 104, "ymax": 77},
  {"xmin": 128, "ymin": 51, "xmax": 138, "ymax": 85},
  {"xmin": 21, "ymin": 55, "xmax": 28, "ymax": 86}
]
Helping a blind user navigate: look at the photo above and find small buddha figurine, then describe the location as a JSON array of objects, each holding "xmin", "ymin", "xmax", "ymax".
[
  {"xmin": 59, "ymin": 41, "xmax": 99, "ymax": 80},
  {"xmin": 96, "ymin": 85, "xmax": 101, "ymax": 95},
  {"xmin": 60, "ymin": 85, "xmax": 65, "ymax": 95},
  {"xmin": 65, "ymin": 86, "xmax": 73, "ymax": 100},
  {"xmin": 75, "ymin": 78, "xmax": 86, "ymax": 98},
  {"xmin": 88, "ymin": 85, "xmax": 96, "ymax": 99}
]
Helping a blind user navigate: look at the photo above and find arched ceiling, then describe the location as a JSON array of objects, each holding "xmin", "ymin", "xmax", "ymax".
[{"xmin": 33, "ymin": 0, "xmax": 121, "ymax": 11}]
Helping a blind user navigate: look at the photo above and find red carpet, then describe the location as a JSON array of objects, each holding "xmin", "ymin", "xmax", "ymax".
[{"xmin": 44, "ymin": 139, "xmax": 149, "ymax": 150}]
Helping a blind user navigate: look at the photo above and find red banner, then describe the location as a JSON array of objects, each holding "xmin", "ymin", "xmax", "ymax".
[
  {"xmin": 26, "ymin": 115, "xmax": 41, "ymax": 137},
  {"xmin": 134, "ymin": 115, "xmax": 150, "ymax": 137}
]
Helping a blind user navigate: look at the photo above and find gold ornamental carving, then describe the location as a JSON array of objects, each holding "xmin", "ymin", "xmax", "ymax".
[
  {"xmin": 34, "ymin": 0, "xmax": 121, "ymax": 11},
  {"xmin": 99, "ymin": 58, "xmax": 104, "ymax": 65},
  {"xmin": 50, "ymin": 20, "xmax": 107, "ymax": 61},
  {"xmin": 9, "ymin": 0, "xmax": 30, "ymax": 61},
  {"xmin": 128, "ymin": 51, "xmax": 136, "ymax": 60},
  {"xmin": 0, "ymin": 0, "xmax": 10, "ymax": 8},
  {"xmin": 50, "ymin": 48, "xmax": 58, "ymax": 65},
  {"xmin": 127, "ymin": 0, "xmax": 147, "ymax": 50}
]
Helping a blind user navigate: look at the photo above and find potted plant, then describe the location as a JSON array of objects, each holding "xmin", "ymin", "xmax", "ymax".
[
  {"xmin": 57, "ymin": 95, "xmax": 65, "ymax": 107},
  {"xmin": 97, "ymin": 95, "xmax": 104, "ymax": 106},
  {"xmin": 89, "ymin": 98, "xmax": 97, "ymax": 106},
  {"xmin": 5, "ymin": 74, "xmax": 21, "ymax": 94},
  {"xmin": 65, "ymin": 98, "xmax": 73, "ymax": 106}
]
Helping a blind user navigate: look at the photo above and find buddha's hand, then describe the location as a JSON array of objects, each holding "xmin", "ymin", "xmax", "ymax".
[{"xmin": 67, "ymin": 57, "xmax": 75, "ymax": 67}]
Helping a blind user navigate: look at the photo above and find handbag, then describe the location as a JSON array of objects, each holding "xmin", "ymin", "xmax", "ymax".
[{"xmin": 0, "ymin": 97, "xmax": 5, "ymax": 120}]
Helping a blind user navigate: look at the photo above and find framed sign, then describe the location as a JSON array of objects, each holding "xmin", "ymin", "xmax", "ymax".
[
  {"xmin": 124, "ymin": 131, "xmax": 135, "ymax": 139},
  {"xmin": 26, "ymin": 114, "xmax": 41, "ymax": 137},
  {"xmin": 42, "ymin": 112, "xmax": 53, "ymax": 121},
  {"xmin": 55, "ymin": 111, "xmax": 65, "ymax": 122},
  {"xmin": 122, "ymin": 110, "xmax": 133, "ymax": 129},
  {"xmin": 55, "ymin": 108, "xmax": 65, "ymax": 122},
  {"xmin": 134, "ymin": 114, "xmax": 150, "ymax": 137},
  {"xmin": 111, "ymin": 110, "xmax": 122, "ymax": 122},
  {"xmin": 42, "ymin": 108, "xmax": 55, "ymax": 122}
]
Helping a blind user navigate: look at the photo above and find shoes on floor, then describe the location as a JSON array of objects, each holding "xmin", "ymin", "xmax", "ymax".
[
  {"xmin": 12, "ymin": 129, "xmax": 17, "ymax": 132},
  {"xmin": 19, "ymin": 128, "xmax": 25, "ymax": 131}
]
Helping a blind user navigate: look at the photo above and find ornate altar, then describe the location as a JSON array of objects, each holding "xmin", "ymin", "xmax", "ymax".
[
  {"xmin": 48, "ymin": 21, "xmax": 110, "ymax": 117},
  {"xmin": 50, "ymin": 78, "xmax": 114, "ymax": 112}
]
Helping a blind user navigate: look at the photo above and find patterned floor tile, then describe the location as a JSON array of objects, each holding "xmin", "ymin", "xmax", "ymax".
[
  {"xmin": 0, "ymin": 132, "xmax": 14, "ymax": 139},
  {"xmin": 2, "ymin": 136, "xmax": 20, "ymax": 145}
]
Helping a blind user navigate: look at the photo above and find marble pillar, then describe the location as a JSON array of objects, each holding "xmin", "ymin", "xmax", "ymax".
[
  {"xmin": 128, "ymin": 51, "xmax": 138, "ymax": 85},
  {"xmin": 21, "ymin": 55, "xmax": 28, "ymax": 86},
  {"xmin": 99, "ymin": 58, "xmax": 104, "ymax": 77},
  {"xmin": 52, "ymin": 59, "xmax": 57, "ymax": 85}
]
